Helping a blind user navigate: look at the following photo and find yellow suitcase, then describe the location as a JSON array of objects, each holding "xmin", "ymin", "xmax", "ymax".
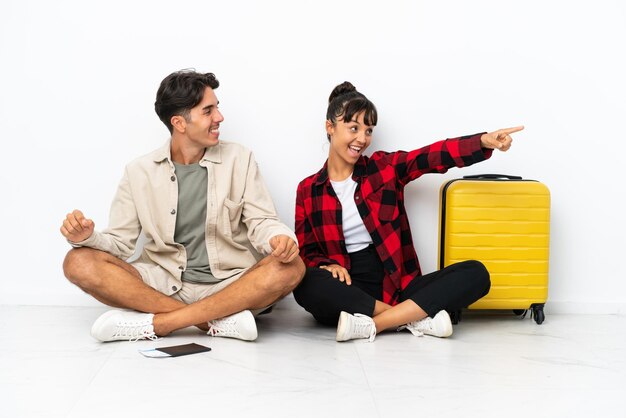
[{"xmin": 438, "ymin": 174, "xmax": 551, "ymax": 324}]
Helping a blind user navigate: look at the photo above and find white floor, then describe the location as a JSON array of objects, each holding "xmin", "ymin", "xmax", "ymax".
[{"xmin": 2, "ymin": 295, "xmax": 625, "ymax": 418}]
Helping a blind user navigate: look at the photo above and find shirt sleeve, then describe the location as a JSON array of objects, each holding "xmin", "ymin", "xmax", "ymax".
[
  {"xmin": 295, "ymin": 181, "xmax": 339, "ymax": 268},
  {"xmin": 377, "ymin": 133, "xmax": 493, "ymax": 186}
]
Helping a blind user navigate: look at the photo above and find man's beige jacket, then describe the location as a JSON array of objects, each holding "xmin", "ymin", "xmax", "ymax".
[{"xmin": 72, "ymin": 140, "xmax": 296, "ymax": 295}]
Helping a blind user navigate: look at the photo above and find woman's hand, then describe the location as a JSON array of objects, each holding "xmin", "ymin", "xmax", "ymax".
[
  {"xmin": 480, "ymin": 126, "xmax": 524, "ymax": 152},
  {"xmin": 320, "ymin": 264, "xmax": 352, "ymax": 285}
]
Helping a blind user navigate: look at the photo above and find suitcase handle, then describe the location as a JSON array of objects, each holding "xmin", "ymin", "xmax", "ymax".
[{"xmin": 463, "ymin": 174, "xmax": 523, "ymax": 180}]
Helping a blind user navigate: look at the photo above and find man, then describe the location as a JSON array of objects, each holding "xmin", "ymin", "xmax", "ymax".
[{"xmin": 61, "ymin": 70, "xmax": 305, "ymax": 342}]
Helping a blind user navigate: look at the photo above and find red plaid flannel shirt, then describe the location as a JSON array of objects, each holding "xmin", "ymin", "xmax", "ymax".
[{"xmin": 295, "ymin": 133, "xmax": 492, "ymax": 305}]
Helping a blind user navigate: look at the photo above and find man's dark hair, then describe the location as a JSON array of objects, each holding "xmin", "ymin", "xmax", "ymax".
[{"xmin": 154, "ymin": 70, "xmax": 219, "ymax": 133}]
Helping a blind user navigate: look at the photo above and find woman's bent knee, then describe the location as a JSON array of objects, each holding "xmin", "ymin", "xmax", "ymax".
[
  {"xmin": 464, "ymin": 260, "xmax": 491, "ymax": 293},
  {"xmin": 292, "ymin": 268, "xmax": 319, "ymax": 303}
]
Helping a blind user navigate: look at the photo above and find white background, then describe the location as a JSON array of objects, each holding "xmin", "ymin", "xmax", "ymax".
[{"xmin": 1, "ymin": 0, "xmax": 624, "ymax": 312}]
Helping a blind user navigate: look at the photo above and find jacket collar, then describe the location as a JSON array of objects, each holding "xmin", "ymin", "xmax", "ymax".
[
  {"xmin": 313, "ymin": 156, "xmax": 367, "ymax": 186},
  {"xmin": 151, "ymin": 139, "xmax": 222, "ymax": 165}
]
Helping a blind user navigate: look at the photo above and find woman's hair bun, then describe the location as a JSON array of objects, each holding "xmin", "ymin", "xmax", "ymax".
[{"xmin": 328, "ymin": 81, "xmax": 357, "ymax": 103}]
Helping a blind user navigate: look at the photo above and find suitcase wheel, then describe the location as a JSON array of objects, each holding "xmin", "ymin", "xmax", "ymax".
[
  {"xmin": 531, "ymin": 304, "xmax": 545, "ymax": 325},
  {"xmin": 513, "ymin": 309, "xmax": 526, "ymax": 316}
]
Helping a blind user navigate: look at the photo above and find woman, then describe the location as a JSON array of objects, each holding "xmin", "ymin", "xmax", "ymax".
[{"xmin": 293, "ymin": 81, "xmax": 523, "ymax": 342}]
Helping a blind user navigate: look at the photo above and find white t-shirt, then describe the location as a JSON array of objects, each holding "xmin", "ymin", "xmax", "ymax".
[{"xmin": 330, "ymin": 175, "xmax": 373, "ymax": 253}]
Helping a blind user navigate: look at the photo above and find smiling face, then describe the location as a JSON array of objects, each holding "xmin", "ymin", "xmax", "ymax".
[
  {"xmin": 183, "ymin": 86, "xmax": 224, "ymax": 147},
  {"xmin": 326, "ymin": 111, "xmax": 374, "ymax": 172},
  {"xmin": 172, "ymin": 86, "xmax": 224, "ymax": 149}
]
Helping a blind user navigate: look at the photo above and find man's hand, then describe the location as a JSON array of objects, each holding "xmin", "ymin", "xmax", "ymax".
[
  {"xmin": 60, "ymin": 209, "xmax": 95, "ymax": 243},
  {"xmin": 480, "ymin": 125, "xmax": 524, "ymax": 152},
  {"xmin": 269, "ymin": 235, "xmax": 300, "ymax": 263},
  {"xmin": 320, "ymin": 264, "xmax": 352, "ymax": 285}
]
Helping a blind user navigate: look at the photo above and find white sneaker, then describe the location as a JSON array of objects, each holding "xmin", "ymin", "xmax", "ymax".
[
  {"xmin": 336, "ymin": 311, "xmax": 376, "ymax": 342},
  {"xmin": 402, "ymin": 310, "xmax": 453, "ymax": 338},
  {"xmin": 90, "ymin": 310, "xmax": 157, "ymax": 342},
  {"xmin": 207, "ymin": 310, "xmax": 258, "ymax": 341}
]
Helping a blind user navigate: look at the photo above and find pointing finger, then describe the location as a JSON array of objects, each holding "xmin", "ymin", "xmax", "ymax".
[{"xmin": 500, "ymin": 125, "xmax": 524, "ymax": 135}]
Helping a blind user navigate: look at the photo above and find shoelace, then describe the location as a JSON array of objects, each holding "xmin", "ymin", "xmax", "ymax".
[
  {"xmin": 207, "ymin": 317, "xmax": 240, "ymax": 337},
  {"xmin": 398, "ymin": 318, "xmax": 432, "ymax": 337},
  {"xmin": 113, "ymin": 320, "xmax": 158, "ymax": 342},
  {"xmin": 353, "ymin": 314, "xmax": 376, "ymax": 342}
]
